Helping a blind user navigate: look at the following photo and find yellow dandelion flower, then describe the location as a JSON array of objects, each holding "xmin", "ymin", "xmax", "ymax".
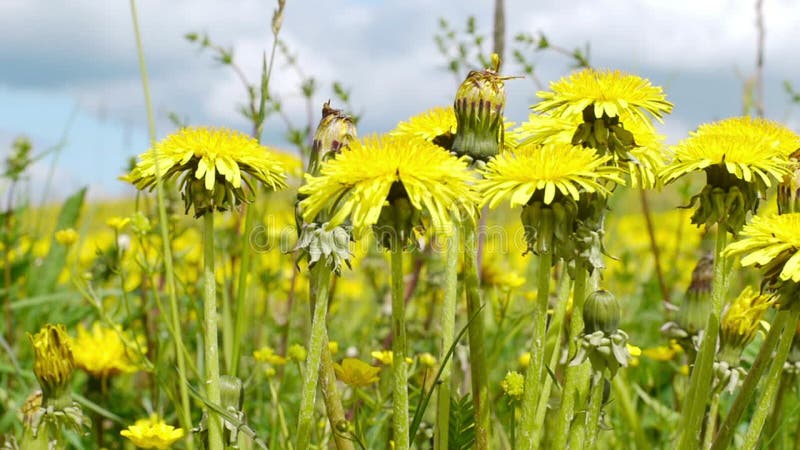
[
  {"xmin": 720, "ymin": 286, "xmax": 773, "ymax": 352},
  {"xmin": 54, "ymin": 228, "xmax": 79, "ymax": 246},
  {"xmin": 253, "ymin": 346, "xmax": 287, "ymax": 366},
  {"xmin": 120, "ymin": 414, "xmax": 184, "ymax": 449},
  {"xmin": 534, "ymin": 68, "xmax": 673, "ymax": 125},
  {"xmin": 333, "ymin": 358, "xmax": 381, "ymax": 387},
  {"xmin": 478, "ymin": 142, "xmax": 624, "ymax": 208},
  {"xmin": 72, "ymin": 322, "xmax": 141, "ymax": 378},
  {"xmin": 391, "ymin": 106, "xmax": 457, "ymax": 143},
  {"xmin": 723, "ymin": 213, "xmax": 800, "ymax": 284},
  {"xmin": 299, "ymin": 135, "xmax": 478, "ymax": 238},
  {"xmin": 661, "ymin": 120, "xmax": 793, "ymax": 187},
  {"xmin": 695, "ymin": 117, "xmax": 800, "ymax": 157},
  {"xmin": 124, "ymin": 127, "xmax": 287, "ymax": 216}
]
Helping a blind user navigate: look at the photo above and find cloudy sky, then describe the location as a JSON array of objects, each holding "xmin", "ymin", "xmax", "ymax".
[{"xmin": 1, "ymin": 0, "xmax": 799, "ymax": 202}]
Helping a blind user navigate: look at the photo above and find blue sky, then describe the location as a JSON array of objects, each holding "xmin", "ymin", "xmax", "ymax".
[{"xmin": 1, "ymin": 0, "xmax": 799, "ymax": 203}]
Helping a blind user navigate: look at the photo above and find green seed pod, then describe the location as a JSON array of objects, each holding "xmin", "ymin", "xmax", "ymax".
[{"xmin": 583, "ymin": 289, "xmax": 620, "ymax": 334}]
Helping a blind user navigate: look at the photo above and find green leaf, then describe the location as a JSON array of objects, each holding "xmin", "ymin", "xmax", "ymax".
[
  {"xmin": 29, "ymin": 187, "xmax": 86, "ymax": 297},
  {"xmin": 448, "ymin": 394, "xmax": 476, "ymax": 450}
]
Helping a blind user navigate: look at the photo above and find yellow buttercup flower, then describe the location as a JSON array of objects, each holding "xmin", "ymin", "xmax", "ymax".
[
  {"xmin": 299, "ymin": 134, "xmax": 478, "ymax": 238},
  {"xmin": 333, "ymin": 358, "xmax": 381, "ymax": 387},
  {"xmin": 253, "ymin": 346, "xmax": 288, "ymax": 366},
  {"xmin": 478, "ymin": 142, "xmax": 623, "ymax": 208},
  {"xmin": 71, "ymin": 322, "xmax": 141, "ymax": 378},
  {"xmin": 723, "ymin": 213, "xmax": 800, "ymax": 284},
  {"xmin": 54, "ymin": 228, "xmax": 79, "ymax": 246},
  {"xmin": 125, "ymin": 126, "xmax": 287, "ymax": 216},
  {"xmin": 661, "ymin": 119, "xmax": 793, "ymax": 187},
  {"xmin": 120, "ymin": 415, "xmax": 184, "ymax": 449},
  {"xmin": 534, "ymin": 68, "xmax": 673, "ymax": 125}
]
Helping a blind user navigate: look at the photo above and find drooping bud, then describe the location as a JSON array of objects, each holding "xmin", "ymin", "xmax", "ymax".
[
  {"xmin": 29, "ymin": 324, "xmax": 74, "ymax": 406},
  {"xmin": 583, "ymin": 289, "xmax": 620, "ymax": 334},
  {"xmin": 451, "ymin": 54, "xmax": 508, "ymax": 161},
  {"xmin": 677, "ymin": 253, "xmax": 714, "ymax": 335}
]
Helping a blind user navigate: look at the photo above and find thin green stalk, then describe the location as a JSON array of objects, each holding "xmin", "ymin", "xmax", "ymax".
[
  {"xmin": 435, "ymin": 224, "xmax": 459, "ymax": 450},
  {"xmin": 296, "ymin": 263, "xmax": 332, "ymax": 450},
  {"xmin": 231, "ymin": 204, "xmax": 256, "ymax": 376},
  {"xmin": 566, "ymin": 364, "xmax": 591, "ymax": 450},
  {"xmin": 712, "ymin": 308, "xmax": 793, "ymax": 450},
  {"xmin": 464, "ymin": 221, "xmax": 490, "ymax": 449},
  {"xmin": 677, "ymin": 228, "xmax": 729, "ymax": 450},
  {"xmin": 702, "ymin": 393, "xmax": 719, "ymax": 450},
  {"xmin": 763, "ymin": 373, "xmax": 791, "ymax": 449},
  {"xmin": 320, "ymin": 333, "xmax": 355, "ymax": 450},
  {"xmin": 391, "ymin": 244, "xmax": 410, "ymax": 450},
  {"xmin": 741, "ymin": 304, "xmax": 800, "ymax": 448},
  {"xmin": 585, "ymin": 371, "xmax": 604, "ymax": 449},
  {"xmin": 203, "ymin": 213, "xmax": 223, "ymax": 450},
  {"xmin": 551, "ymin": 261, "xmax": 588, "ymax": 449},
  {"xmin": 612, "ymin": 373, "xmax": 648, "ymax": 450},
  {"xmin": 518, "ymin": 211, "xmax": 554, "ymax": 450},
  {"xmin": 530, "ymin": 269, "xmax": 570, "ymax": 447},
  {"xmin": 129, "ymin": 1, "xmax": 193, "ymax": 446}
]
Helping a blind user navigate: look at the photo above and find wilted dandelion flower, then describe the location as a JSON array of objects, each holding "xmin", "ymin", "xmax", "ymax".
[
  {"xmin": 720, "ymin": 286, "xmax": 773, "ymax": 357},
  {"xmin": 125, "ymin": 126, "xmax": 287, "ymax": 217},
  {"xmin": 723, "ymin": 213, "xmax": 800, "ymax": 288},
  {"xmin": 478, "ymin": 142, "xmax": 623, "ymax": 208},
  {"xmin": 333, "ymin": 358, "xmax": 381, "ymax": 387},
  {"xmin": 71, "ymin": 322, "xmax": 141, "ymax": 379},
  {"xmin": 299, "ymin": 135, "xmax": 477, "ymax": 241},
  {"xmin": 534, "ymin": 68, "xmax": 673, "ymax": 125},
  {"xmin": 29, "ymin": 324, "xmax": 74, "ymax": 400},
  {"xmin": 120, "ymin": 415, "xmax": 184, "ymax": 449}
]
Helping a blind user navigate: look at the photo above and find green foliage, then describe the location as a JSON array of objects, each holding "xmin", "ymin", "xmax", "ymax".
[{"xmin": 448, "ymin": 394, "xmax": 476, "ymax": 450}]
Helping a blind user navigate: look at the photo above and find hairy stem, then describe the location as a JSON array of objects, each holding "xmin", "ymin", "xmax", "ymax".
[
  {"xmin": 391, "ymin": 245, "xmax": 410, "ymax": 450},
  {"xmin": 435, "ymin": 224, "xmax": 459, "ymax": 450},
  {"xmin": 203, "ymin": 213, "xmax": 223, "ymax": 450}
]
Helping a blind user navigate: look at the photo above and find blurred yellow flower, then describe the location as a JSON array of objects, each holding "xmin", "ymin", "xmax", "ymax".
[
  {"xmin": 120, "ymin": 415, "xmax": 184, "ymax": 449},
  {"xmin": 253, "ymin": 346, "xmax": 287, "ymax": 366},
  {"xmin": 334, "ymin": 358, "xmax": 381, "ymax": 387},
  {"xmin": 371, "ymin": 350, "xmax": 412, "ymax": 366},
  {"xmin": 418, "ymin": 352, "xmax": 436, "ymax": 368},
  {"xmin": 328, "ymin": 341, "xmax": 340, "ymax": 355},
  {"xmin": 72, "ymin": 322, "xmax": 141, "ymax": 378},
  {"xmin": 518, "ymin": 351, "xmax": 531, "ymax": 368},
  {"xmin": 54, "ymin": 228, "xmax": 79, "ymax": 246},
  {"xmin": 106, "ymin": 217, "xmax": 130, "ymax": 231},
  {"xmin": 288, "ymin": 344, "xmax": 308, "ymax": 362},
  {"xmin": 642, "ymin": 342, "xmax": 683, "ymax": 361}
]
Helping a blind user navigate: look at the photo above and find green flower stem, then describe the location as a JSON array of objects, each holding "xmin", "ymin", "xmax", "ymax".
[
  {"xmin": 612, "ymin": 373, "xmax": 648, "ymax": 450},
  {"xmin": 21, "ymin": 426, "xmax": 51, "ymax": 450},
  {"xmin": 566, "ymin": 365, "xmax": 591, "ymax": 450},
  {"xmin": 518, "ymin": 209, "xmax": 554, "ymax": 450},
  {"xmin": 677, "ymin": 227, "xmax": 729, "ymax": 450},
  {"xmin": 763, "ymin": 372, "xmax": 791, "ymax": 449},
  {"xmin": 712, "ymin": 307, "xmax": 793, "ymax": 450},
  {"xmin": 464, "ymin": 221, "xmax": 490, "ymax": 449},
  {"xmin": 319, "ymin": 333, "xmax": 355, "ymax": 450},
  {"xmin": 530, "ymin": 269, "xmax": 570, "ymax": 447},
  {"xmin": 203, "ymin": 212, "xmax": 223, "ymax": 450},
  {"xmin": 231, "ymin": 203, "xmax": 256, "ymax": 376},
  {"xmin": 551, "ymin": 261, "xmax": 589, "ymax": 449},
  {"xmin": 701, "ymin": 393, "xmax": 720, "ymax": 450},
  {"xmin": 585, "ymin": 371, "xmax": 605, "ymax": 449},
  {"xmin": 296, "ymin": 263, "xmax": 332, "ymax": 450},
  {"xmin": 435, "ymin": 223, "xmax": 459, "ymax": 450},
  {"xmin": 129, "ymin": 1, "xmax": 193, "ymax": 447},
  {"xmin": 391, "ymin": 244, "xmax": 410, "ymax": 450},
  {"xmin": 741, "ymin": 304, "xmax": 800, "ymax": 448}
]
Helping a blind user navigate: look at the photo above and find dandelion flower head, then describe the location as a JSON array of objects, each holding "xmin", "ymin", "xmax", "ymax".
[{"xmin": 120, "ymin": 415, "xmax": 184, "ymax": 449}]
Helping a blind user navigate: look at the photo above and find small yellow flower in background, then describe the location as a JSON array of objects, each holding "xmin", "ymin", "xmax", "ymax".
[
  {"xmin": 419, "ymin": 352, "xmax": 436, "ymax": 368},
  {"xmin": 106, "ymin": 216, "xmax": 131, "ymax": 232},
  {"xmin": 478, "ymin": 142, "xmax": 624, "ymax": 209},
  {"xmin": 642, "ymin": 342, "xmax": 683, "ymax": 362},
  {"xmin": 124, "ymin": 126, "xmax": 287, "ymax": 217},
  {"xmin": 264, "ymin": 367, "xmax": 277, "ymax": 378},
  {"xmin": 533, "ymin": 68, "xmax": 673, "ymax": 126},
  {"xmin": 71, "ymin": 322, "xmax": 141, "ymax": 379},
  {"xmin": 288, "ymin": 344, "xmax": 308, "ymax": 362},
  {"xmin": 334, "ymin": 358, "xmax": 381, "ymax": 387},
  {"xmin": 299, "ymin": 134, "xmax": 478, "ymax": 239},
  {"xmin": 54, "ymin": 228, "xmax": 79, "ymax": 246},
  {"xmin": 501, "ymin": 371, "xmax": 525, "ymax": 400},
  {"xmin": 627, "ymin": 344, "xmax": 642, "ymax": 367},
  {"xmin": 29, "ymin": 324, "xmax": 74, "ymax": 399},
  {"xmin": 518, "ymin": 352, "xmax": 531, "ymax": 368},
  {"xmin": 253, "ymin": 346, "xmax": 287, "ymax": 366},
  {"xmin": 328, "ymin": 341, "xmax": 339, "ymax": 355},
  {"xmin": 371, "ymin": 350, "xmax": 412, "ymax": 366},
  {"xmin": 679, "ymin": 365, "xmax": 690, "ymax": 376},
  {"xmin": 120, "ymin": 414, "xmax": 184, "ymax": 449}
]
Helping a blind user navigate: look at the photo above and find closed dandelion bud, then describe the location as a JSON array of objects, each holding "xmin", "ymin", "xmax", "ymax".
[
  {"xmin": 29, "ymin": 324, "xmax": 74, "ymax": 406},
  {"xmin": 677, "ymin": 254, "xmax": 714, "ymax": 335},
  {"xmin": 308, "ymin": 101, "xmax": 357, "ymax": 178},
  {"xmin": 452, "ymin": 54, "xmax": 507, "ymax": 161},
  {"xmin": 778, "ymin": 149, "xmax": 800, "ymax": 214},
  {"xmin": 583, "ymin": 290, "xmax": 620, "ymax": 334}
]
